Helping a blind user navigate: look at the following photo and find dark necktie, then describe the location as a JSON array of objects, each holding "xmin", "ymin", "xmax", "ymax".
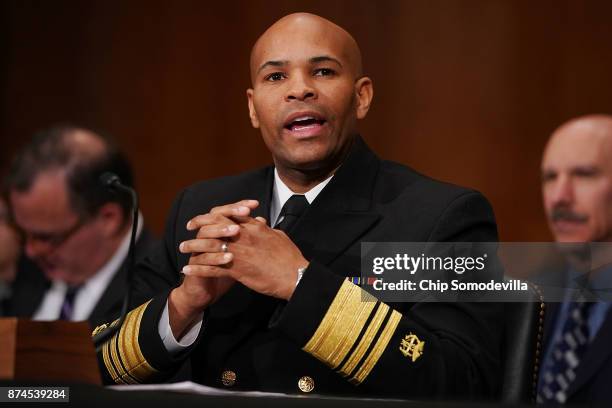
[
  {"xmin": 538, "ymin": 293, "xmax": 593, "ymax": 404},
  {"xmin": 274, "ymin": 194, "xmax": 309, "ymax": 232},
  {"xmin": 266, "ymin": 194, "xmax": 310, "ymax": 325},
  {"xmin": 59, "ymin": 285, "xmax": 81, "ymax": 320}
]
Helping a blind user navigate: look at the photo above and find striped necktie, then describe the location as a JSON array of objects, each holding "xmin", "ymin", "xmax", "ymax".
[
  {"xmin": 59, "ymin": 285, "xmax": 81, "ymax": 321},
  {"xmin": 538, "ymin": 293, "xmax": 593, "ymax": 404}
]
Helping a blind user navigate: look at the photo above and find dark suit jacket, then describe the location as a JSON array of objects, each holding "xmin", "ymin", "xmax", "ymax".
[
  {"xmin": 6, "ymin": 229, "xmax": 157, "ymax": 327},
  {"xmin": 542, "ymin": 275, "xmax": 612, "ymax": 404},
  {"xmin": 96, "ymin": 137, "xmax": 502, "ymax": 399}
]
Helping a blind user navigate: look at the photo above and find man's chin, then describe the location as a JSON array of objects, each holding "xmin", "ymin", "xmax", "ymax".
[{"xmin": 42, "ymin": 267, "xmax": 72, "ymax": 283}]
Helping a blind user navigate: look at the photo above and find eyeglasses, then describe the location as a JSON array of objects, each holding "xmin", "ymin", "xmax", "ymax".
[{"xmin": 24, "ymin": 217, "xmax": 89, "ymax": 250}]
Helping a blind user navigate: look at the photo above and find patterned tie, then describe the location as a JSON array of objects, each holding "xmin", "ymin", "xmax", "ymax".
[
  {"xmin": 59, "ymin": 285, "xmax": 81, "ymax": 321},
  {"xmin": 274, "ymin": 195, "xmax": 309, "ymax": 232},
  {"xmin": 538, "ymin": 294, "xmax": 593, "ymax": 404}
]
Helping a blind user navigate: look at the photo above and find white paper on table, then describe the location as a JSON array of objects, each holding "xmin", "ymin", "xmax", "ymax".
[{"xmin": 107, "ymin": 381, "xmax": 291, "ymax": 398}]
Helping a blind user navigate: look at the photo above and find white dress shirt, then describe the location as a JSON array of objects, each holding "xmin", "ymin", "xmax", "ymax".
[
  {"xmin": 160, "ymin": 169, "xmax": 333, "ymax": 352},
  {"xmin": 34, "ymin": 213, "xmax": 143, "ymax": 321}
]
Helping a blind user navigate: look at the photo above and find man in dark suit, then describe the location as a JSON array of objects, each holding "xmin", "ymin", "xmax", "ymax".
[
  {"xmin": 0, "ymin": 196, "xmax": 21, "ymax": 315},
  {"xmin": 538, "ymin": 114, "xmax": 612, "ymax": 404},
  {"xmin": 94, "ymin": 13, "xmax": 502, "ymax": 398},
  {"xmin": 5, "ymin": 125, "xmax": 156, "ymax": 327}
]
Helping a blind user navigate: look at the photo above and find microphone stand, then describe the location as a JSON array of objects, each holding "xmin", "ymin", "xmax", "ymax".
[{"xmin": 92, "ymin": 173, "xmax": 139, "ymax": 351}]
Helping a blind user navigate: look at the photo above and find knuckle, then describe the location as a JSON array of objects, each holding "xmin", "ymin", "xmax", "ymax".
[
  {"xmin": 196, "ymin": 228, "xmax": 208, "ymax": 238},
  {"xmin": 193, "ymin": 215, "xmax": 206, "ymax": 225}
]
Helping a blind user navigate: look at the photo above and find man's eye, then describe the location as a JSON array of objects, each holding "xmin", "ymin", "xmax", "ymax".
[
  {"xmin": 541, "ymin": 172, "xmax": 556, "ymax": 183},
  {"xmin": 314, "ymin": 68, "xmax": 335, "ymax": 77},
  {"xmin": 265, "ymin": 72, "xmax": 285, "ymax": 82},
  {"xmin": 574, "ymin": 168, "xmax": 598, "ymax": 178}
]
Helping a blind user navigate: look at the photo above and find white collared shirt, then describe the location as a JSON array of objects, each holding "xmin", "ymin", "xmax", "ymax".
[
  {"xmin": 33, "ymin": 213, "xmax": 143, "ymax": 321},
  {"xmin": 160, "ymin": 169, "xmax": 334, "ymax": 352}
]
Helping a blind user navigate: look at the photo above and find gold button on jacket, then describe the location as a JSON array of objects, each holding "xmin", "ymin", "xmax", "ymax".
[
  {"xmin": 298, "ymin": 376, "xmax": 315, "ymax": 393},
  {"xmin": 221, "ymin": 370, "xmax": 237, "ymax": 387}
]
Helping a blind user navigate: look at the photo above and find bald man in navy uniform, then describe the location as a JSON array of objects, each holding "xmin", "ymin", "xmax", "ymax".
[{"xmin": 95, "ymin": 13, "xmax": 502, "ymax": 399}]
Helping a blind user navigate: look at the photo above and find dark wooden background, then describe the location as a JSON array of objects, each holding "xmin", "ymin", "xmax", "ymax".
[{"xmin": 2, "ymin": 0, "xmax": 612, "ymax": 240}]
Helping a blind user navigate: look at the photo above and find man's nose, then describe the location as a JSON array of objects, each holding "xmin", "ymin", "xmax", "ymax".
[
  {"xmin": 550, "ymin": 175, "xmax": 574, "ymax": 207},
  {"xmin": 285, "ymin": 73, "xmax": 317, "ymax": 102}
]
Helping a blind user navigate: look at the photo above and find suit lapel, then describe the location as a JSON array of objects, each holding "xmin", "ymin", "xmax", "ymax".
[
  {"xmin": 288, "ymin": 137, "xmax": 381, "ymax": 267},
  {"xmin": 89, "ymin": 265, "xmax": 125, "ymax": 325},
  {"xmin": 11, "ymin": 256, "xmax": 50, "ymax": 317},
  {"xmin": 88, "ymin": 229, "xmax": 157, "ymax": 325},
  {"xmin": 250, "ymin": 168, "xmax": 274, "ymax": 223}
]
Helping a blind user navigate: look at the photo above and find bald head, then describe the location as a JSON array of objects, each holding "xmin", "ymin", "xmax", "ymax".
[
  {"xmin": 7, "ymin": 124, "xmax": 134, "ymax": 220},
  {"xmin": 542, "ymin": 114, "xmax": 612, "ymax": 243},
  {"xmin": 250, "ymin": 13, "xmax": 363, "ymax": 84},
  {"xmin": 62, "ymin": 128, "xmax": 107, "ymax": 160},
  {"xmin": 548, "ymin": 114, "xmax": 612, "ymax": 147}
]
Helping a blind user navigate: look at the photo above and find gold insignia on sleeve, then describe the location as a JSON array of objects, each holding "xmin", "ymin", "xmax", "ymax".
[
  {"xmin": 92, "ymin": 323, "xmax": 108, "ymax": 337},
  {"xmin": 399, "ymin": 333, "xmax": 425, "ymax": 362}
]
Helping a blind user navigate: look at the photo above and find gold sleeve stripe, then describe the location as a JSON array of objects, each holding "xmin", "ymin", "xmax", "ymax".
[
  {"xmin": 117, "ymin": 300, "xmax": 157, "ymax": 382},
  {"xmin": 101, "ymin": 300, "xmax": 158, "ymax": 384},
  {"xmin": 350, "ymin": 309, "xmax": 402, "ymax": 385},
  {"xmin": 327, "ymin": 291, "xmax": 376, "ymax": 369},
  {"xmin": 338, "ymin": 302, "xmax": 390, "ymax": 377},
  {"xmin": 303, "ymin": 279, "xmax": 377, "ymax": 369},
  {"xmin": 102, "ymin": 336, "xmax": 126, "ymax": 384},
  {"xmin": 109, "ymin": 327, "xmax": 138, "ymax": 384},
  {"xmin": 303, "ymin": 279, "xmax": 354, "ymax": 356},
  {"xmin": 101, "ymin": 318, "xmax": 126, "ymax": 384}
]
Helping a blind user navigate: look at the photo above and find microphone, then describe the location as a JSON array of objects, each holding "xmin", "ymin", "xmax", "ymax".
[
  {"xmin": 99, "ymin": 172, "xmax": 121, "ymax": 188},
  {"xmin": 92, "ymin": 172, "xmax": 140, "ymax": 351}
]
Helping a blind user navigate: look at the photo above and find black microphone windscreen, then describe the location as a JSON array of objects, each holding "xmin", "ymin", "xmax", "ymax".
[{"xmin": 100, "ymin": 172, "xmax": 121, "ymax": 187}]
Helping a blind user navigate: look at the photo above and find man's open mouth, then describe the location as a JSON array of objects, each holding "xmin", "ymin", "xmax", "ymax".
[{"xmin": 284, "ymin": 113, "xmax": 327, "ymax": 132}]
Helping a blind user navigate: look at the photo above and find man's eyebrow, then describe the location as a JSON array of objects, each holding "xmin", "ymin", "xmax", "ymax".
[
  {"xmin": 257, "ymin": 60, "xmax": 288, "ymax": 74},
  {"xmin": 257, "ymin": 56, "xmax": 344, "ymax": 74},
  {"xmin": 310, "ymin": 55, "xmax": 343, "ymax": 67}
]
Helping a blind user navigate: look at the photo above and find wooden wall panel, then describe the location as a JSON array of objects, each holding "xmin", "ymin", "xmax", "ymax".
[{"xmin": 2, "ymin": 0, "xmax": 612, "ymax": 240}]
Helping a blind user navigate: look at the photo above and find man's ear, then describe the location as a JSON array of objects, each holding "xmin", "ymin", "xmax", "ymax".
[
  {"xmin": 246, "ymin": 89, "xmax": 260, "ymax": 128},
  {"xmin": 96, "ymin": 202, "xmax": 125, "ymax": 237},
  {"xmin": 355, "ymin": 77, "xmax": 374, "ymax": 120}
]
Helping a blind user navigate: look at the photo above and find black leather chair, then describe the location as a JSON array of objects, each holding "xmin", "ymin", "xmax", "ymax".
[{"xmin": 500, "ymin": 283, "xmax": 545, "ymax": 403}]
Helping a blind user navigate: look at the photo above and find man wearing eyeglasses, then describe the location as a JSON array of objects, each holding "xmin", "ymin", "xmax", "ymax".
[{"xmin": 4, "ymin": 124, "xmax": 157, "ymax": 327}]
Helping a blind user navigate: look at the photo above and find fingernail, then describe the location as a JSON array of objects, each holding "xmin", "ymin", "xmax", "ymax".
[
  {"xmin": 186, "ymin": 221, "xmax": 193, "ymax": 230},
  {"xmin": 182, "ymin": 266, "xmax": 192, "ymax": 274},
  {"xmin": 226, "ymin": 224, "xmax": 239, "ymax": 233},
  {"xmin": 179, "ymin": 242, "xmax": 185, "ymax": 252},
  {"xmin": 223, "ymin": 253, "xmax": 233, "ymax": 261}
]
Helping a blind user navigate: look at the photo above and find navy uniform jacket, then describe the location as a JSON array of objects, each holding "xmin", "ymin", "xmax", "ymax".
[{"xmin": 94, "ymin": 137, "xmax": 503, "ymax": 399}]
